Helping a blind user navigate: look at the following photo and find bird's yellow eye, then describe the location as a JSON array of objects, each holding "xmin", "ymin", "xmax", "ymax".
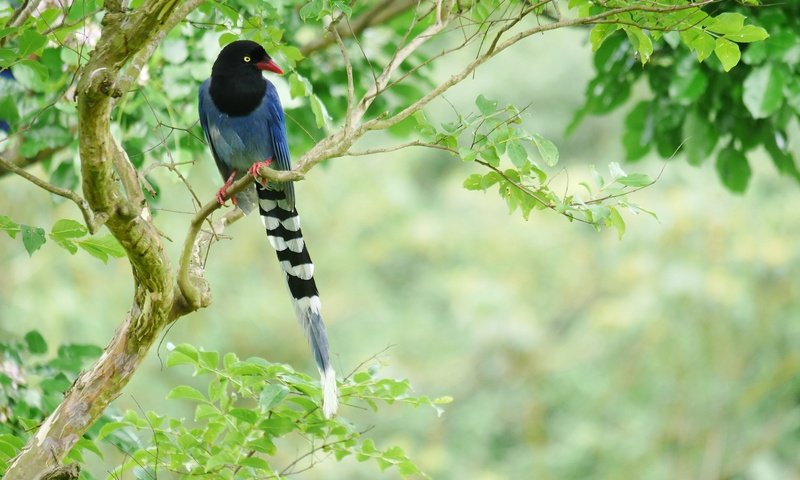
[{"xmin": 243, "ymin": 56, "xmax": 251, "ymax": 62}]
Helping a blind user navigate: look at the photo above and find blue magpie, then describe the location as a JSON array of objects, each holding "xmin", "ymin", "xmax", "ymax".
[{"xmin": 198, "ymin": 40, "xmax": 337, "ymax": 418}]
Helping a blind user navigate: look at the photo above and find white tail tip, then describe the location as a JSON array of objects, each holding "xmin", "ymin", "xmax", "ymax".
[{"xmin": 321, "ymin": 366, "xmax": 338, "ymax": 419}]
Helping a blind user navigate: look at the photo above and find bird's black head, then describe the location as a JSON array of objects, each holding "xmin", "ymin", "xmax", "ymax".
[
  {"xmin": 209, "ymin": 40, "xmax": 283, "ymax": 117},
  {"xmin": 211, "ymin": 40, "xmax": 283, "ymax": 78}
]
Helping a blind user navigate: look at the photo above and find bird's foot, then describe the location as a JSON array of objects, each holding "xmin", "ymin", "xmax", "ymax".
[
  {"xmin": 248, "ymin": 158, "xmax": 274, "ymax": 186},
  {"xmin": 215, "ymin": 170, "xmax": 238, "ymax": 206}
]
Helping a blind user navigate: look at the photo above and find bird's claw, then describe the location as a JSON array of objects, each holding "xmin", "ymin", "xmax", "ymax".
[
  {"xmin": 215, "ymin": 188, "xmax": 228, "ymax": 206},
  {"xmin": 216, "ymin": 170, "xmax": 238, "ymax": 206},
  {"xmin": 248, "ymin": 158, "xmax": 274, "ymax": 186}
]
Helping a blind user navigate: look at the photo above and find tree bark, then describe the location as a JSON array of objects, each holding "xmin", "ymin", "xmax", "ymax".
[{"xmin": 2, "ymin": 0, "xmax": 201, "ymax": 477}]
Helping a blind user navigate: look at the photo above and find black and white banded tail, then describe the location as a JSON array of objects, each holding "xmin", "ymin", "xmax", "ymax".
[{"xmin": 256, "ymin": 185, "xmax": 338, "ymax": 418}]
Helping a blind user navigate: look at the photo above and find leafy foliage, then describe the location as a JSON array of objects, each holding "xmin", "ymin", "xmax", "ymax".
[
  {"xmin": 100, "ymin": 344, "xmax": 445, "ymax": 478},
  {"xmin": 414, "ymin": 94, "xmax": 655, "ymax": 237},
  {"xmin": 574, "ymin": 2, "xmax": 799, "ymax": 193},
  {"xmin": 0, "ymin": 333, "xmax": 445, "ymax": 477},
  {"xmin": 0, "ymin": 216, "xmax": 125, "ymax": 262},
  {"xmin": 1, "ymin": 0, "xmax": 774, "ymax": 236},
  {"xmin": 0, "ymin": 330, "xmax": 115, "ymax": 474}
]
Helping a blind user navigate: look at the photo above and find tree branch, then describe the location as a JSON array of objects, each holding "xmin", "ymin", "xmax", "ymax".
[
  {"xmin": 3, "ymin": 0, "xmax": 206, "ymax": 477},
  {"xmin": 0, "ymin": 155, "xmax": 107, "ymax": 234},
  {"xmin": 0, "ymin": 146, "xmax": 66, "ymax": 178},
  {"xmin": 299, "ymin": 0, "xmax": 421, "ymax": 56},
  {"xmin": 365, "ymin": 0, "xmax": 717, "ymax": 132}
]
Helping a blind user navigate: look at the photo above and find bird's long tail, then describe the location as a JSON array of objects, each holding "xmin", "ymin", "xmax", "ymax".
[{"xmin": 256, "ymin": 185, "xmax": 338, "ymax": 418}]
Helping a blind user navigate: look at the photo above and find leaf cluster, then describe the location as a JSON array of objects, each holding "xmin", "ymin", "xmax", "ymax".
[
  {"xmin": 413, "ymin": 94, "xmax": 655, "ymax": 238},
  {"xmin": 101, "ymin": 344, "xmax": 447, "ymax": 478},
  {"xmin": 0, "ymin": 330, "xmax": 110, "ymax": 473},
  {"xmin": 0, "ymin": 333, "xmax": 447, "ymax": 477},
  {"xmin": 0, "ymin": 216, "xmax": 125, "ymax": 262},
  {"xmin": 574, "ymin": 2, "xmax": 799, "ymax": 193}
]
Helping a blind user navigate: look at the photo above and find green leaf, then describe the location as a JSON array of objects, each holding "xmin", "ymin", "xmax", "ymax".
[
  {"xmin": 11, "ymin": 60, "xmax": 48, "ymax": 91},
  {"xmin": 18, "ymin": 30, "xmax": 47, "ymax": 56},
  {"xmin": 218, "ymin": 32, "xmax": 239, "ymax": 47},
  {"xmin": 691, "ymin": 32, "xmax": 716, "ymax": 62},
  {"xmin": 531, "ymin": 134, "xmax": 558, "ymax": 166},
  {"xmin": 195, "ymin": 403, "xmax": 220, "ymax": 420},
  {"xmin": 463, "ymin": 174, "xmax": 483, "ymax": 190},
  {"xmin": 229, "ymin": 408, "xmax": 259, "ymax": 424},
  {"xmin": 622, "ymin": 101, "xmax": 653, "ymax": 161},
  {"xmin": 259, "ymin": 384, "xmax": 289, "ymax": 410},
  {"xmin": 259, "ymin": 416, "xmax": 295, "ymax": 436},
  {"xmin": 21, "ymin": 225, "xmax": 46, "ymax": 256},
  {"xmin": 454, "ymin": 146, "xmax": 474, "ymax": 163},
  {"xmin": 683, "ymin": 110, "xmax": 718, "ymax": 166},
  {"xmin": 506, "ymin": 141, "xmax": 528, "ymax": 168},
  {"xmin": 96, "ymin": 421, "xmax": 127, "ymax": 441},
  {"xmin": 167, "ymin": 344, "xmax": 200, "ymax": 369},
  {"xmin": 238, "ymin": 456, "xmax": 271, "ymax": 470},
  {"xmin": 310, "ymin": 94, "xmax": 330, "ymax": 128},
  {"xmin": 716, "ymin": 147, "xmax": 751, "ymax": 193},
  {"xmin": 247, "ymin": 436, "xmax": 277, "ymax": 455},
  {"xmin": 742, "ymin": 64, "xmax": 786, "ymax": 119},
  {"xmin": 300, "ymin": 0, "xmax": 323, "ymax": 20},
  {"xmin": 725, "ymin": 25, "xmax": 769, "ymax": 43},
  {"xmin": 668, "ymin": 66, "xmax": 707, "ymax": 104},
  {"xmin": 0, "ymin": 215, "xmax": 20, "ymax": 239},
  {"xmin": 475, "ymin": 94, "xmax": 498, "ymax": 116},
  {"xmin": 481, "ymin": 171, "xmax": 502, "ymax": 190},
  {"xmin": 625, "ymin": 27, "xmax": 653, "ymax": 64},
  {"xmin": 24, "ymin": 330, "xmax": 48, "ymax": 354},
  {"xmin": 197, "ymin": 350, "xmax": 219, "ymax": 371},
  {"xmin": 77, "ymin": 235, "xmax": 126, "ymax": 263},
  {"xmin": 616, "ymin": 173, "xmax": 652, "ymax": 187},
  {"xmin": 590, "ymin": 24, "xmax": 619, "ymax": 51},
  {"xmin": 707, "ymin": 12, "xmax": 745, "ymax": 35},
  {"xmin": 714, "ymin": 38, "xmax": 741, "ymax": 72},
  {"xmin": 479, "ymin": 145, "xmax": 500, "ymax": 167},
  {"xmin": 166, "ymin": 385, "xmax": 207, "ymax": 403},
  {"xmin": 49, "ymin": 219, "xmax": 88, "ymax": 254},
  {"xmin": 289, "ymin": 73, "xmax": 312, "ymax": 98}
]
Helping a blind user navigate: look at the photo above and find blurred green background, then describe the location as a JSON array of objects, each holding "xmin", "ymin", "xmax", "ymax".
[{"xmin": 2, "ymin": 26, "xmax": 800, "ymax": 479}]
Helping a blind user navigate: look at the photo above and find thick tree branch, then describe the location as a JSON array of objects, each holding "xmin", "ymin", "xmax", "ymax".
[{"xmin": 3, "ymin": 0, "xmax": 206, "ymax": 477}]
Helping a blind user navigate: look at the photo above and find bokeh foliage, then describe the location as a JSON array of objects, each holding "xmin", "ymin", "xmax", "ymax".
[{"xmin": 573, "ymin": 2, "xmax": 800, "ymax": 193}]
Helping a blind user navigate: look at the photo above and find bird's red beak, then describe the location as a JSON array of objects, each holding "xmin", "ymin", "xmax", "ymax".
[{"xmin": 256, "ymin": 59, "xmax": 284, "ymax": 75}]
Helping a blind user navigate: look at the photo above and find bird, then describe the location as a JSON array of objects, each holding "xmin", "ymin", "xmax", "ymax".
[{"xmin": 197, "ymin": 40, "xmax": 338, "ymax": 418}]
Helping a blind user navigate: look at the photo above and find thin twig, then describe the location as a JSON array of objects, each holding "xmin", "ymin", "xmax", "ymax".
[
  {"xmin": 0, "ymin": 155, "xmax": 106, "ymax": 233},
  {"xmin": 333, "ymin": 27, "xmax": 355, "ymax": 131}
]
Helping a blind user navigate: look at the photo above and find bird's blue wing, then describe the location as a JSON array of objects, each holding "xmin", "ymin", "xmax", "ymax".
[
  {"xmin": 198, "ymin": 80, "xmax": 233, "ymax": 180},
  {"xmin": 198, "ymin": 79, "xmax": 294, "ymax": 210},
  {"xmin": 261, "ymin": 82, "xmax": 295, "ymax": 209}
]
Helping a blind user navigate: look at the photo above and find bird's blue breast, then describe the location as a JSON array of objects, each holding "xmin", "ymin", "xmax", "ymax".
[{"xmin": 199, "ymin": 79, "xmax": 276, "ymax": 173}]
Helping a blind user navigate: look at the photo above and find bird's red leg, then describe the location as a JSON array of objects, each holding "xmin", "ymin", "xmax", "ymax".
[
  {"xmin": 248, "ymin": 158, "xmax": 274, "ymax": 186},
  {"xmin": 216, "ymin": 170, "xmax": 237, "ymax": 205}
]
